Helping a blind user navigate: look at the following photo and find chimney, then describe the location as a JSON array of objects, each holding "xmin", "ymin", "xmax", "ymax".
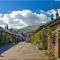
[
  {"xmin": 56, "ymin": 9, "xmax": 59, "ymax": 18},
  {"xmin": 5, "ymin": 24, "xmax": 8, "ymax": 29},
  {"xmin": 9, "ymin": 29, "xmax": 12, "ymax": 32},
  {"xmin": 51, "ymin": 14, "xmax": 54, "ymax": 20}
]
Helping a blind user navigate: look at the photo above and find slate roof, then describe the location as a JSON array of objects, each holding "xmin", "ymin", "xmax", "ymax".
[
  {"xmin": 0, "ymin": 27, "xmax": 7, "ymax": 32},
  {"xmin": 33, "ymin": 17, "xmax": 60, "ymax": 34},
  {"xmin": 0, "ymin": 27, "xmax": 18, "ymax": 35}
]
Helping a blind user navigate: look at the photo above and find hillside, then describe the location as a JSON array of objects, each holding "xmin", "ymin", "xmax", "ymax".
[{"xmin": 17, "ymin": 25, "xmax": 40, "ymax": 34}]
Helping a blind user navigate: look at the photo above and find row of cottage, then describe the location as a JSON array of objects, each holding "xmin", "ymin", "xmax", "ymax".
[
  {"xmin": 31, "ymin": 10, "xmax": 60, "ymax": 59},
  {"xmin": 0, "ymin": 27, "xmax": 23, "ymax": 44}
]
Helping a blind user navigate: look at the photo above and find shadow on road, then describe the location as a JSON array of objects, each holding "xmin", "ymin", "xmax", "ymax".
[{"xmin": 0, "ymin": 41, "xmax": 23, "ymax": 57}]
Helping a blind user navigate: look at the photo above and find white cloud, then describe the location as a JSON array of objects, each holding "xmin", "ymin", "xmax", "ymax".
[
  {"xmin": 0, "ymin": 9, "xmax": 59, "ymax": 29},
  {"xmin": 47, "ymin": 9, "xmax": 56, "ymax": 19},
  {"xmin": 47, "ymin": 9, "xmax": 60, "ymax": 19},
  {"xmin": 0, "ymin": 14, "xmax": 3, "ymax": 17}
]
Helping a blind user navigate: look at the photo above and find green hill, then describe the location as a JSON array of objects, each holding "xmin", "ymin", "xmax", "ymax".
[{"xmin": 17, "ymin": 25, "xmax": 40, "ymax": 34}]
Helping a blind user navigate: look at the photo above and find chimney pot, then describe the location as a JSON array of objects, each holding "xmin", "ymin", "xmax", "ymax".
[
  {"xmin": 51, "ymin": 14, "xmax": 53, "ymax": 20},
  {"xmin": 56, "ymin": 9, "xmax": 59, "ymax": 18}
]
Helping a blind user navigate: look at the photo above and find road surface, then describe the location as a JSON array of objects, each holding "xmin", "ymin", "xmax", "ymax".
[{"xmin": 0, "ymin": 42, "xmax": 48, "ymax": 60}]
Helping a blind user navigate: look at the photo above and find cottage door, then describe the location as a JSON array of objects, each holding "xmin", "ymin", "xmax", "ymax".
[{"xmin": 58, "ymin": 30, "xmax": 60, "ymax": 58}]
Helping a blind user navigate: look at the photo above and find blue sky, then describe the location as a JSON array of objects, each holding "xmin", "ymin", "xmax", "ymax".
[
  {"xmin": 0, "ymin": 0, "xmax": 60, "ymax": 29},
  {"xmin": 0, "ymin": 0, "xmax": 60, "ymax": 13}
]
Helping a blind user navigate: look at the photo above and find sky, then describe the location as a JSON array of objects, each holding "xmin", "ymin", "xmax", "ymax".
[
  {"xmin": 0, "ymin": 0, "xmax": 60, "ymax": 13},
  {"xmin": 0, "ymin": 0, "xmax": 60, "ymax": 29}
]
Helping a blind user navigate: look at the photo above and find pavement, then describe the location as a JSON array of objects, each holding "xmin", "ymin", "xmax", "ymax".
[{"xmin": 0, "ymin": 42, "xmax": 48, "ymax": 60}]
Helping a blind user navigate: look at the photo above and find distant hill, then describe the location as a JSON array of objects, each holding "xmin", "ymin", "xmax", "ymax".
[{"xmin": 17, "ymin": 25, "xmax": 40, "ymax": 34}]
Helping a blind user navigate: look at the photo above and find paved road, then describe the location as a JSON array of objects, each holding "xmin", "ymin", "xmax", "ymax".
[{"xmin": 0, "ymin": 42, "xmax": 48, "ymax": 60}]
